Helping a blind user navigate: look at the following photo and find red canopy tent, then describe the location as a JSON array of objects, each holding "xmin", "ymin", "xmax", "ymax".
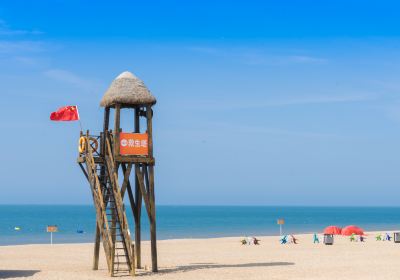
[
  {"xmin": 341, "ymin": 225, "xmax": 364, "ymax": 236},
  {"xmin": 323, "ymin": 226, "xmax": 342, "ymax": 235}
]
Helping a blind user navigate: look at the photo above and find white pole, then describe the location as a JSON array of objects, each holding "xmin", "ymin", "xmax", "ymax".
[
  {"xmin": 280, "ymin": 224, "xmax": 282, "ymax": 236},
  {"xmin": 51, "ymin": 232, "xmax": 53, "ymax": 245}
]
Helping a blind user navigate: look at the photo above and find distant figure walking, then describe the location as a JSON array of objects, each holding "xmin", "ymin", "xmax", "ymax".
[
  {"xmin": 280, "ymin": 235, "xmax": 288, "ymax": 244},
  {"xmin": 313, "ymin": 233, "xmax": 320, "ymax": 244},
  {"xmin": 290, "ymin": 235, "xmax": 298, "ymax": 244}
]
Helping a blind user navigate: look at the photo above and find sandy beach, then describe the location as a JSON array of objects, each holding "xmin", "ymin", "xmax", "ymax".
[{"xmin": 0, "ymin": 231, "xmax": 399, "ymax": 280}]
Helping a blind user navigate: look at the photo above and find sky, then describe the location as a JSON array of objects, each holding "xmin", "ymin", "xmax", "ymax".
[{"xmin": 1, "ymin": 0, "xmax": 400, "ymax": 206}]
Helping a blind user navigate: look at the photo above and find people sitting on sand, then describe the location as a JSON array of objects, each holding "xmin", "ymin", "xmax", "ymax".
[
  {"xmin": 376, "ymin": 234, "xmax": 382, "ymax": 241},
  {"xmin": 350, "ymin": 233, "xmax": 356, "ymax": 242},
  {"xmin": 280, "ymin": 235, "xmax": 288, "ymax": 244},
  {"xmin": 241, "ymin": 237, "xmax": 260, "ymax": 245},
  {"xmin": 253, "ymin": 237, "xmax": 260, "ymax": 245},
  {"xmin": 290, "ymin": 235, "xmax": 298, "ymax": 244},
  {"xmin": 359, "ymin": 235, "xmax": 365, "ymax": 242},
  {"xmin": 313, "ymin": 233, "xmax": 320, "ymax": 244}
]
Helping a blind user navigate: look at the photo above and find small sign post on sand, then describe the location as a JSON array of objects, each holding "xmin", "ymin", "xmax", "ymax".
[
  {"xmin": 277, "ymin": 219, "xmax": 285, "ymax": 236},
  {"xmin": 47, "ymin": 225, "xmax": 58, "ymax": 245}
]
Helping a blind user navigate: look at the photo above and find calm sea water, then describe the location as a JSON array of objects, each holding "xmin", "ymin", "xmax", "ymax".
[{"xmin": 1, "ymin": 205, "xmax": 400, "ymax": 245}]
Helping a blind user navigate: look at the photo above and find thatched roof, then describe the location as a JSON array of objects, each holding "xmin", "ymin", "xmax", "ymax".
[{"xmin": 100, "ymin": 71, "xmax": 156, "ymax": 107}]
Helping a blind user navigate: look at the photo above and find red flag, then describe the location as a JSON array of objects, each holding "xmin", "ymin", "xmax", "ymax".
[{"xmin": 50, "ymin": 105, "xmax": 80, "ymax": 121}]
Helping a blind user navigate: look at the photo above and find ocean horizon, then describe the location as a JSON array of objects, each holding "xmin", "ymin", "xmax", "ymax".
[{"xmin": 1, "ymin": 205, "xmax": 400, "ymax": 245}]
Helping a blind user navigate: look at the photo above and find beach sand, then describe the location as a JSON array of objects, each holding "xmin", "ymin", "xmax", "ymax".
[{"xmin": 0, "ymin": 232, "xmax": 399, "ymax": 280}]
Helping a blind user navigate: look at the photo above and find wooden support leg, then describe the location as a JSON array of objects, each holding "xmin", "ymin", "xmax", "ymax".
[
  {"xmin": 110, "ymin": 202, "xmax": 116, "ymax": 276},
  {"xmin": 150, "ymin": 215, "xmax": 157, "ymax": 272},
  {"xmin": 93, "ymin": 223, "xmax": 101, "ymax": 270},
  {"xmin": 136, "ymin": 164, "xmax": 158, "ymax": 272},
  {"xmin": 135, "ymin": 177, "xmax": 142, "ymax": 269},
  {"xmin": 148, "ymin": 165, "xmax": 158, "ymax": 272}
]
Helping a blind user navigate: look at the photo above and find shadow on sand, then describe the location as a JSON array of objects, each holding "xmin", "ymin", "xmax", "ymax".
[
  {"xmin": 0, "ymin": 270, "xmax": 40, "ymax": 279},
  {"xmin": 139, "ymin": 262, "xmax": 294, "ymax": 276}
]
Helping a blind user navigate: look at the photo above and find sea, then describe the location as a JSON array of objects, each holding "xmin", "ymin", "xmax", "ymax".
[{"xmin": 1, "ymin": 205, "xmax": 400, "ymax": 245}]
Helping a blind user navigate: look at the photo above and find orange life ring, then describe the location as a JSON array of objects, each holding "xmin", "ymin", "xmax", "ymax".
[
  {"xmin": 79, "ymin": 137, "xmax": 98, "ymax": 153},
  {"xmin": 79, "ymin": 137, "xmax": 87, "ymax": 153}
]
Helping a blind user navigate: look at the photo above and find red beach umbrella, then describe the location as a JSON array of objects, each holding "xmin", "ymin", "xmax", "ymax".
[
  {"xmin": 323, "ymin": 226, "xmax": 342, "ymax": 235},
  {"xmin": 341, "ymin": 225, "xmax": 364, "ymax": 236}
]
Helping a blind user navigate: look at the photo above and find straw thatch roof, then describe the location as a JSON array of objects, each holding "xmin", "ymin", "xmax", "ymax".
[{"xmin": 100, "ymin": 71, "xmax": 156, "ymax": 107}]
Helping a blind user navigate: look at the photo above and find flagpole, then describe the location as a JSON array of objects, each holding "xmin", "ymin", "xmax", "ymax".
[{"xmin": 76, "ymin": 105, "xmax": 83, "ymax": 132}]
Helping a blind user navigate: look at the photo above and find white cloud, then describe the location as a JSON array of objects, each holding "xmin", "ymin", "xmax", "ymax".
[
  {"xmin": 185, "ymin": 93, "xmax": 377, "ymax": 111},
  {"xmin": 43, "ymin": 69, "xmax": 98, "ymax": 91},
  {"xmin": 0, "ymin": 40, "xmax": 44, "ymax": 53},
  {"xmin": 239, "ymin": 53, "xmax": 328, "ymax": 66},
  {"xmin": 0, "ymin": 19, "xmax": 43, "ymax": 36},
  {"xmin": 188, "ymin": 45, "xmax": 327, "ymax": 65},
  {"xmin": 243, "ymin": 94, "xmax": 375, "ymax": 108}
]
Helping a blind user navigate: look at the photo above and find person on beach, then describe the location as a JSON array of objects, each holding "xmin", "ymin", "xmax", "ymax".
[
  {"xmin": 241, "ymin": 238, "xmax": 247, "ymax": 245},
  {"xmin": 280, "ymin": 235, "xmax": 288, "ymax": 244},
  {"xmin": 385, "ymin": 233, "xmax": 391, "ymax": 241},
  {"xmin": 253, "ymin": 237, "xmax": 260, "ymax": 245},
  {"xmin": 350, "ymin": 233, "xmax": 356, "ymax": 242},
  {"xmin": 313, "ymin": 233, "xmax": 320, "ymax": 243},
  {"xmin": 376, "ymin": 234, "xmax": 382, "ymax": 241},
  {"xmin": 290, "ymin": 235, "xmax": 298, "ymax": 244},
  {"xmin": 359, "ymin": 235, "xmax": 365, "ymax": 242}
]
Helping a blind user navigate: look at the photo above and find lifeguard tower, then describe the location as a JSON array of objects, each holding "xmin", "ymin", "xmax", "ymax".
[{"xmin": 77, "ymin": 71, "xmax": 158, "ymax": 276}]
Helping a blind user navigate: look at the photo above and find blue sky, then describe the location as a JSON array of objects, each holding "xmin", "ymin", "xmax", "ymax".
[{"xmin": 1, "ymin": 1, "xmax": 400, "ymax": 205}]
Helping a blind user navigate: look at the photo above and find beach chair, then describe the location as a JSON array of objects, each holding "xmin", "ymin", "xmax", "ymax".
[{"xmin": 280, "ymin": 235, "xmax": 288, "ymax": 244}]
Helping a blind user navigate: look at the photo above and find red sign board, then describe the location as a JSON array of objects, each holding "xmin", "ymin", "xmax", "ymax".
[{"xmin": 120, "ymin": 133, "xmax": 149, "ymax": 156}]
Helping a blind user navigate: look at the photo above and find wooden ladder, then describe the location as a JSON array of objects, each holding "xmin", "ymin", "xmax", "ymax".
[{"xmin": 83, "ymin": 134, "xmax": 135, "ymax": 277}]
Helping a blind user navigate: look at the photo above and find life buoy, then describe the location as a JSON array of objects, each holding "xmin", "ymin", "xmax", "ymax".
[
  {"xmin": 79, "ymin": 137, "xmax": 87, "ymax": 153},
  {"xmin": 78, "ymin": 137, "xmax": 98, "ymax": 153}
]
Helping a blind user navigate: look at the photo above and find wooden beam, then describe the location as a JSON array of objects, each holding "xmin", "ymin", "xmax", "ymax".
[
  {"xmin": 134, "ymin": 107, "xmax": 142, "ymax": 268},
  {"xmin": 146, "ymin": 106, "xmax": 153, "ymax": 157},
  {"xmin": 146, "ymin": 105, "xmax": 158, "ymax": 272},
  {"xmin": 114, "ymin": 155, "xmax": 155, "ymax": 165},
  {"xmin": 114, "ymin": 105, "xmax": 121, "ymax": 157},
  {"xmin": 148, "ymin": 165, "xmax": 158, "ymax": 272},
  {"xmin": 135, "ymin": 167, "xmax": 152, "ymax": 221},
  {"xmin": 134, "ymin": 180, "xmax": 142, "ymax": 269},
  {"xmin": 92, "ymin": 223, "xmax": 101, "ymax": 270},
  {"xmin": 121, "ymin": 163, "xmax": 133, "ymax": 198},
  {"xmin": 78, "ymin": 162, "xmax": 89, "ymax": 181}
]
